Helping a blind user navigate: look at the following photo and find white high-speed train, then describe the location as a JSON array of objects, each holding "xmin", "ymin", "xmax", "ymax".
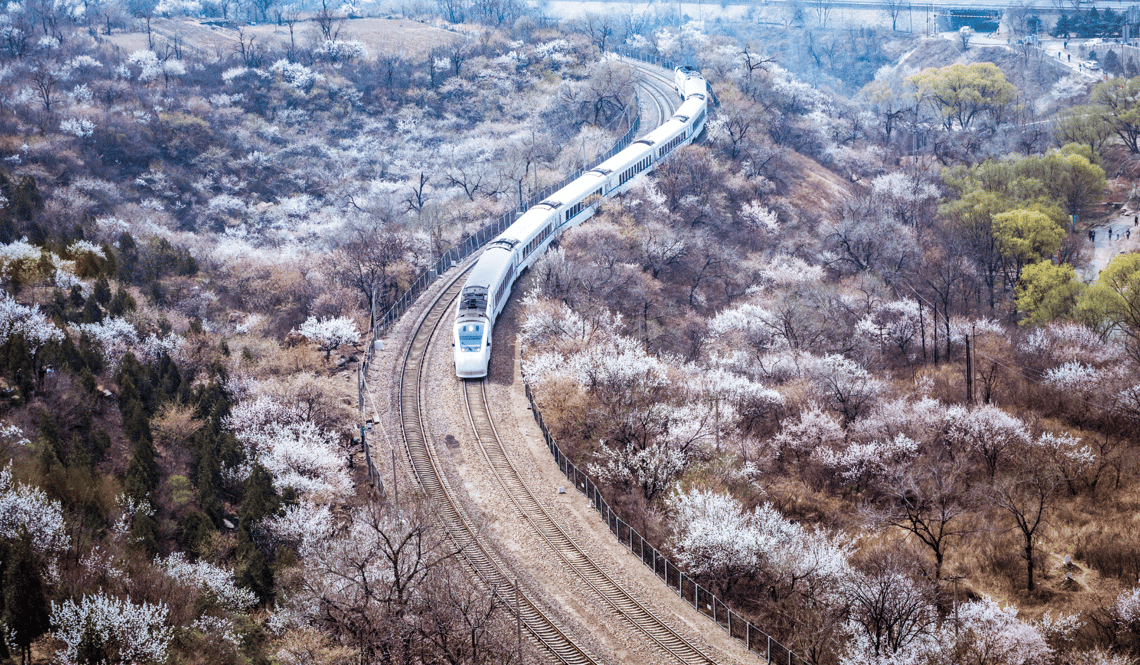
[{"xmin": 453, "ymin": 66, "xmax": 708, "ymax": 378}]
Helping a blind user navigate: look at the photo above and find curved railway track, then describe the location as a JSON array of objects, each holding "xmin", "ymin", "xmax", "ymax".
[
  {"xmin": 399, "ymin": 267, "xmax": 600, "ymax": 664},
  {"xmin": 634, "ymin": 65, "xmax": 682, "ymax": 132},
  {"xmin": 462, "ymin": 379, "xmax": 716, "ymax": 665},
  {"xmin": 393, "ymin": 61, "xmax": 726, "ymax": 665}
]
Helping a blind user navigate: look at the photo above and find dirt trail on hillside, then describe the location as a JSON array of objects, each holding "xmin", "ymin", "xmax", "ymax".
[{"xmin": 1083, "ymin": 209, "xmax": 1140, "ymax": 281}]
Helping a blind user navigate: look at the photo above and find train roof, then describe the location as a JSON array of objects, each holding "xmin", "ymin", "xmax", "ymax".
[
  {"xmin": 641, "ymin": 118, "xmax": 688, "ymax": 146},
  {"xmin": 499, "ymin": 205, "xmax": 557, "ymax": 245},
  {"xmin": 546, "ymin": 169, "xmax": 607, "ymax": 210},
  {"xmin": 466, "ymin": 245, "xmax": 514, "ymax": 289}
]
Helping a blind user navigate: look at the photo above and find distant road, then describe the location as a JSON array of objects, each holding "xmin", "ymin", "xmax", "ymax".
[{"xmin": 730, "ymin": 0, "xmax": 1084, "ymax": 15}]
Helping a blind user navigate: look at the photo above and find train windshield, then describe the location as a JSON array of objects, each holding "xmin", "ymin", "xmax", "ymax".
[{"xmin": 458, "ymin": 322, "xmax": 484, "ymax": 352}]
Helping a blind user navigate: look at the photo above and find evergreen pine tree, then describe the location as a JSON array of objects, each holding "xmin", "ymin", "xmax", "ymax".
[
  {"xmin": 130, "ymin": 509, "xmax": 159, "ymax": 556},
  {"xmin": 75, "ymin": 619, "xmax": 108, "ymax": 665},
  {"xmin": 108, "ymin": 286, "xmax": 136, "ymax": 317},
  {"xmin": 237, "ymin": 464, "xmax": 278, "ymax": 605},
  {"xmin": 125, "ymin": 438, "xmax": 158, "ymax": 504},
  {"xmin": 3, "ymin": 334, "xmax": 35, "ymax": 404},
  {"xmin": 89, "ymin": 429, "xmax": 111, "ymax": 465},
  {"xmin": 81, "ymin": 296, "xmax": 103, "ymax": 324},
  {"xmin": 92, "ymin": 275, "xmax": 111, "ymax": 305},
  {"xmin": 238, "ymin": 545, "xmax": 274, "ymax": 606},
  {"xmin": 178, "ymin": 509, "xmax": 215, "ymax": 561},
  {"xmin": 3, "ymin": 531, "xmax": 51, "ymax": 665},
  {"xmin": 38, "ymin": 410, "xmax": 66, "ymax": 467}
]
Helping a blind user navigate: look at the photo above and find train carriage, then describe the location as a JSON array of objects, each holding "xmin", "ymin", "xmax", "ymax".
[{"xmin": 453, "ymin": 67, "xmax": 708, "ymax": 378}]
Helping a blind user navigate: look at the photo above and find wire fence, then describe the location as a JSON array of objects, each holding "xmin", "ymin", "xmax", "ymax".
[
  {"xmin": 521, "ymin": 376, "xmax": 809, "ymax": 665},
  {"xmin": 371, "ymin": 111, "xmax": 642, "ymax": 339}
]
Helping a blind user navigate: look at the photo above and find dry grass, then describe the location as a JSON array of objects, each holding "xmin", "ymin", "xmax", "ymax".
[
  {"xmin": 103, "ymin": 16, "xmax": 462, "ymax": 60},
  {"xmin": 782, "ymin": 151, "xmax": 857, "ymax": 214}
]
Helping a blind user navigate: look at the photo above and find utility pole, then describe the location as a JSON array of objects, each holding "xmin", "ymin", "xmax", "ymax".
[
  {"xmin": 946, "ymin": 575, "xmax": 966, "ymax": 638},
  {"xmin": 965, "ymin": 331, "xmax": 974, "ymax": 405}
]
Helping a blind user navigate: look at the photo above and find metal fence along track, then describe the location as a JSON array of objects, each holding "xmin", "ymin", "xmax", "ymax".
[
  {"xmin": 521, "ymin": 378, "xmax": 809, "ymax": 665},
  {"xmin": 374, "ymin": 113, "xmax": 641, "ymax": 337}
]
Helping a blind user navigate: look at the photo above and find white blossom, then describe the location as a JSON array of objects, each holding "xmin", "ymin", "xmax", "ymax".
[
  {"xmin": 60, "ymin": 116, "xmax": 95, "ymax": 138},
  {"xmin": 771, "ymin": 407, "xmax": 844, "ymax": 459},
  {"xmin": 761, "ymin": 256, "xmax": 825, "ymax": 286},
  {"xmin": 192, "ymin": 615, "xmax": 240, "ymax": 645},
  {"xmin": 0, "ymin": 290, "xmax": 63, "ymax": 350},
  {"xmin": 0, "ymin": 422, "xmax": 29, "ymax": 448},
  {"xmin": 856, "ymin": 300, "xmax": 922, "ymax": 358},
  {"xmin": 954, "ymin": 598, "xmax": 1051, "ymax": 665},
  {"xmin": 0, "ymin": 462, "xmax": 69, "ymax": 554},
  {"xmin": 227, "ymin": 393, "xmax": 350, "ymax": 502},
  {"xmin": 1114, "ymin": 586, "xmax": 1140, "ymax": 627},
  {"xmin": 270, "ymin": 60, "xmax": 323, "ymax": 91},
  {"xmin": 261, "ymin": 502, "xmax": 334, "ymax": 558},
  {"xmin": 294, "ymin": 315, "xmax": 360, "ymax": 358},
  {"xmin": 0, "ymin": 238, "xmax": 42, "ymax": 281},
  {"xmin": 815, "ymin": 433, "xmax": 919, "ymax": 488},
  {"xmin": 943, "ymin": 404, "xmax": 1030, "ymax": 475},
  {"xmin": 69, "ymin": 55, "xmax": 102, "ymax": 70},
  {"xmin": 76, "ymin": 317, "xmax": 181, "ymax": 370},
  {"xmin": 668, "ymin": 487, "xmax": 853, "ymax": 598},
  {"xmin": 157, "ymin": 553, "xmax": 257, "ymax": 610},
  {"xmin": 588, "ymin": 440, "xmax": 688, "ymax": 495},
  {"xmin": 740, "ymin": 201, "xmax": 778, "ymax": 233},
  {"xmin": 313, "ymin": 39, "xmax": 367, "ymax": 62},
  {"xmin": 51, "ymin": 592, "xmax": 173, "ymax": 664},
  {"xmin": 1021, "ymin": 322, "xmax": 1122, "ymax": 366},
  {"xmin": 154, "ymin": 0, "xmax": 201, "ymax": 15},
  {"xmin": 1044, "ymin": 361, "xmax": 1099, "ymax": 392},
  {"xmin": 67, "ymin": 240, "xmax": 105, "ymax": 260}
]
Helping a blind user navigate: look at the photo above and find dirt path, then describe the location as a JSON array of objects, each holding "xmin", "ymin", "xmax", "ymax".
[{"xmin": 1082, "ymin": 209, "xmax": 1140, "ymax": 281}]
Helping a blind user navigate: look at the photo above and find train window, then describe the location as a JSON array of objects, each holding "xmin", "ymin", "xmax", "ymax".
[{"xmin": 458, "ymin": 322, "xmax": 484, "ymax": 352}]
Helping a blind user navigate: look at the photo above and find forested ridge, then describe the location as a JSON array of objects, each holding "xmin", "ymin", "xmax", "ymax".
[{"xmin": 2, "ymin": 0, "xmax": 1140, "ymax": 662}]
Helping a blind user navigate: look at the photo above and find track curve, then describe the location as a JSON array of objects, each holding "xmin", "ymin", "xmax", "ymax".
[
  {"xmin": 462, "ymin": 379, "xmax": 716, "ymax": 665},
  {"xmin": 398, "ymin": 267, "xmax": 601, "ymax": 664}
]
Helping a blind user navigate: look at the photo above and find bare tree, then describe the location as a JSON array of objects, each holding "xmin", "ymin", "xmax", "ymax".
[
  {"xmin": 581, "ymin": 13, "xmax": 614, "ymax": 52},
  {"xmin": 331, "ymin": 222, "xmax": 414, "ymax": 314},
  {"xmin": 29, "ymin": 62, "xmax": 60, "ymax": 113},
  {"xmin": 739, "ymin": 45, "xmax": 775, "ymax": 81},
  {"xmin": 811, "ymin": 0, "xmax": 834, "ymax": 27},
  {"xmin": 280, "ymin": 3, "xmax": 302, "ymax": 54},
  {"xmin": 314, "ymin": 0, "xmax": 342, "ymax": 41},
  {"xmin": 843, "ymin": 549, "xmax": 938, "ymax": 657},
  {"xmin": 874, "ymin": 455, "xmax": 975, "ymax": 582},
  {"xmin": 294, "ymin": 498, "xmax": 512, "ymax": 663},
  {"xmin": 989, "ymin": 459, "xmax": 1062, "ymax": 593},
  {"xmin": 560, "ymin": 60, "xmax": 638, "ymax": 128},
  {"xmin": 882, "ymin": 0, "xmax": 908, "ymax": 31}
]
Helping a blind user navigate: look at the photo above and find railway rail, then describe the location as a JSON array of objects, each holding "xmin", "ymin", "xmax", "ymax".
[
  {"xmin": 390, "ymin": 60, "xmax": 730, "ymax": 665},
  {"xmin": 398, "ymin": 266, "xmax": 600, "ymax": 664},
  {"xmin": 462, "ymin": 379, "xmax": 716, "ymax": 665}
]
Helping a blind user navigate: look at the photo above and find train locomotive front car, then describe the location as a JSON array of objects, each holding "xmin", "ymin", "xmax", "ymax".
[
  {"xmin": 453, "ymin": 66, "xmax": 709, "ymax": 379},
  {"xmin": 453, "ymin": 242, "xmax": 515, "ymax": 378}
]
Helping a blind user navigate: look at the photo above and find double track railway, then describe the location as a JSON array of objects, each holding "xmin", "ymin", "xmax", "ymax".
[
  {"xmin": 394, "ymin": 63, "xmax": 728, "ymax": 665},
  {"xmin": 462, "ymin": 379, "xmax": 715, "ymax": 664},
  {"xmin": 399, "ymin": 268, "xmax": 597, "ymax": 664},
  {"xmin": 398, "ymin": 262, "xmax": 719, "ymax": 664}
]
